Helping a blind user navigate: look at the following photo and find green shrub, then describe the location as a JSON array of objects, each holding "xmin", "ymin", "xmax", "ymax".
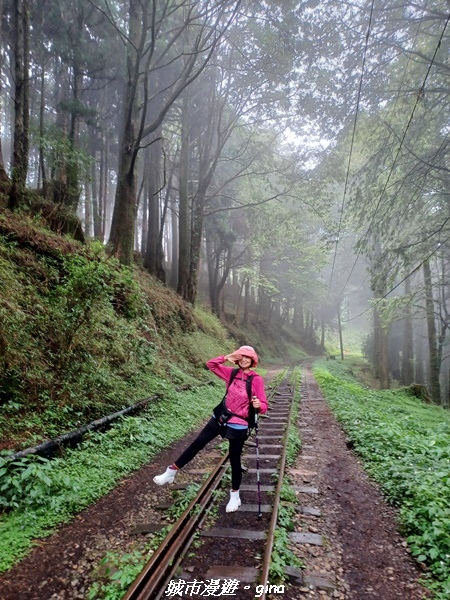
[{"xmin": 0, "ymin": 455, "xmax": 78, "ymax": 512}]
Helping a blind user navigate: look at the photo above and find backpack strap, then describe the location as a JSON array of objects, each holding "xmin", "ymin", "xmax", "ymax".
[
  {"xmin": 246, "ymin": 374, "xmax": 255, "ymax": 401},
  {"xmin": 226, "ymin": 368, "xmax": 240, "ymax": 393},
  {"xmin": 246, "ymin": 375, "xmax": 256, "ymax": 430}
]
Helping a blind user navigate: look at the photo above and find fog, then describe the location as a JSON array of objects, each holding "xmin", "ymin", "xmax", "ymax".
[{"xmin": 2, "ymin": 0, "xmax": 450, "ymax": 404}]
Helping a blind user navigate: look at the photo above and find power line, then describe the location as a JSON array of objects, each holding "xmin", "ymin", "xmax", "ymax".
[
  {"xmin": 328, "ymin": 0, "xmax": 375, "ymax": 295},
  {"xmin": 336, "ymin": 10, "xmax": 450, "ymax": 300}
]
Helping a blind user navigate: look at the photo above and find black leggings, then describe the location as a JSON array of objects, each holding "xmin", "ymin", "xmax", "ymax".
[{"xmin": 174, "ymin": 417, "xmax": 247, "ymax": 490}]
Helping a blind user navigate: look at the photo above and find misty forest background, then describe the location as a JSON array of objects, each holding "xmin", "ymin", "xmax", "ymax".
[{"xmin": 2, "ymin": 0, "xmax": 450, "ymax": 408}]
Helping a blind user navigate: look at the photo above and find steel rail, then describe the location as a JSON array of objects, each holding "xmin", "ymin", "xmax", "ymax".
[
  {"xmin": 122, "ymin": 453, "xmax": 229, "ymax": 600},
  {"xmin": 259, "ymin": 381, "xmax": 296, "ymax": 600}
]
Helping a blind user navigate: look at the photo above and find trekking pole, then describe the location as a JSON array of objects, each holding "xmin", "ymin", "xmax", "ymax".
[{"xmin": 253, "ymin": 402, "xmax": 262, "ymax": 520}]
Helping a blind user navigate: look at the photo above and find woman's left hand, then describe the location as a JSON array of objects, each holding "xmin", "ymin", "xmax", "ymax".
[{"xmin": 252, "ymin": 396, "xmax": 261, "ymax": 409}]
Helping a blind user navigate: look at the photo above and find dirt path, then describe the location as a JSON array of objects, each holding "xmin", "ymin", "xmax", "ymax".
[
  {"xmin": 0, "ymin": 365, "xmax": 431, "ymax": 600},
  {"xmin": 287, "ymin": 365, "xmax": 430, "ymax": 599}
]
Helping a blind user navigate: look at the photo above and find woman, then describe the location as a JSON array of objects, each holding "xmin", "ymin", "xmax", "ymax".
[{"xmin": 153, "ymin": 346, "xmax": 268, "ymax": 512}]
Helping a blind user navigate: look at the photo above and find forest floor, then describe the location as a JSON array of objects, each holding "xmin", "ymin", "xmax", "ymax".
[{"xmin": 0, "ymin": 365, "xmax": 431, "ymax": 600}]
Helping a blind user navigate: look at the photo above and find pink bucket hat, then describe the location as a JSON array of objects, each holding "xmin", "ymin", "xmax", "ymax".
[{"xmin": 236, "ymin": 345, "xmax": 258, "ymax": 366}]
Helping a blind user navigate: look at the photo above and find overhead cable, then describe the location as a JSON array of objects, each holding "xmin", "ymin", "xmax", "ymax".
[
  {"xmin": 328, "ymin": 0, "xmax": 375, "ymax": 295},
  {"xmin": 336, "ymin": 9, "xmax": 450, "ymax": 299},
  {"xmin": 342, "ymin": 232, "xmax": 450, "ymax": 323}
]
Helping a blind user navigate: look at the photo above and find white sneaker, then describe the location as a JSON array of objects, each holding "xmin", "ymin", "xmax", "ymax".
[
  {"xmin": 226, "ymin": 490, "xmax": 241, "ymax": 513},
  {"xmin": 153, "ymin": 466, "xmax": 177, "ymax": 485}
]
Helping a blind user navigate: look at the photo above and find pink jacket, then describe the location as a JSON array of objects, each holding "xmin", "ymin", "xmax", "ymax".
[{"xmin": 206, "ymin": 356, "xmax": 268, "ymax": 426}]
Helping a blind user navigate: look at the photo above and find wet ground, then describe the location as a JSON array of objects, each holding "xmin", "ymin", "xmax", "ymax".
[{"xmin": 0, "ymin": 365, "xmax": 431, "ymax": 600}]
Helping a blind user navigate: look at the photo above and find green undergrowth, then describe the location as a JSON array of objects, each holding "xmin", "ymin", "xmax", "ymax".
[
  {"xmin": 287, "ymin": 366, "xmax": 302, "ymax": 466},
  {"xmin": 314, "ymin": 360, "xmax": 450, "ymax": 599},
  {"xmin": 270, "ymin": 481, "xmax": 303, "ymax": 582},
  {"xmin": 88, "ymin": 528, "xmax": 170, "ymax": 600},
  {"xmin": 86, "ymin": 482, "xmax": 206, "ymax": 600},
  {"xmin": 322, "ymin": 354, "xmax": 377, "ymax": 388},
  {"xmin": 0, "ymin": 382, "xmax": 224, "ymax": 572}
]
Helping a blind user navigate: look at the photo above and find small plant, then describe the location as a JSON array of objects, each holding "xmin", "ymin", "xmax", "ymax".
[
  {"xmin": 286, "ymin": 380, "xmax": 301, "ymax": 467},
  {"xmin": 88, "ymin": 548, "xmax": 150, "ymax": 600},
  {"xmin": 269, "ymin": 526, "xmax": 303, "ymax": 582},
  {"xmin": 167, "ymin": 483, "xmax": 201, "ymax": 520},
  {"xmin": 268, "ymin": 482, "xmax": 303, "ymax": 583},
  {"xmin": 87, "ymin": 526, "xmax": 171, "ymax": 600},
  {"xmin": 280, "ymin": 481, "xmax": 297, "ymax": 504},
  {"xmin": 0, "ymin": 455, "xmax": 78, "ymax": 512}
]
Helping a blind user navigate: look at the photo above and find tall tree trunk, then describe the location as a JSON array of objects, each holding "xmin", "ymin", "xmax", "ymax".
[
  {"xmin": 157, "ymin": 170, "xmax": 174, "ymax": 283},
  {"xmin": 102, "ymin": 133, "xmax": 109, "ymax": 240},
  {"xmin": 185, "ymin": 76, "xmax": 217, "ymax": 304},
  {"xmin": 169, "ymin": 194, "xmax": 179, "ymax": 290},
  {"xmin": 177, "ymin": 91, "xmax": 191, "ymax": 297},
  {"xmin": 371, "ymin": 244, "xmax": 390, "ymax": 389},
  {"xmin": 9, "ymin": 0, "xmax": 29, "ymax": 209},
  {"xmin": 414, "ymin": 320, "xmax": 425, "ymax": 384},
  {"xmin": 0, "ymin": 0, "xmax": 8, "ymax": 192},
  {"xmin": 144, "ymin": 133, "xmax": 165, "ymax": 280},
  {"xmin": 234, "ymin": 276, "xmax": 245, "ymax": 322},
  {"xmin": 243, "ymin": 277, "xmax": 250, "ymax": 326},
  {"xmin": 401, "ymin": 276, "xmax": 414, "ymax": 384},
  {"xmin": 215, "ymin": 244, "xmax": 233, "ymax": 314},
  {"xmin": 84, "ymin": 179, "xmax": 92, "ymax": 238},
  {"xmin": 206, "ymin": 234, "xmax": 218, "ymax": 312},
  {"xmin": 423, "ymin": 258, "xmax": 441, "ymax": 403},
  {"xmin": 293, "ymin": 302, "xmax": 304, "ymax": 333},
  {"xmin": 65, "ymin": 58, "xmax": 83, "ymax": 211},
  {"xmin": 231, "ymin": 269, "xmax": 240, "ymax": 311},
  {"xmin": 337, "ymin": 302, "xmax": 344, "ymax": 359},
  {"xmin": 141, "ymin": 150, "xmax": 149, "ymax": 255},
  {"xmin": 52, "ymin": 64, "xmax": 71, "ymax": 205},
  {"xmin": 373, "ymin": 303, "xmax": 390, "ymax": 389},
  {"xmin": 186, "ymin": 185, "xmax": 206, "ymax": 304},
  {"xmin": 447, "ymin": 361, "xmax": 450, "ymax": 407},
  {"xmin": 320, "ymin": 318, "xmax": 325, "ymax": 351},
  {"xmin": 111, "ymin": 148, "xmax": 137, "ymax": 264},
  {"xmin": 109, "ymin": 0, "xmax": 142, "ymax": 265},
  {"xmin": 38, "ymin": 70, "xmax": 48, "ymax": 197},
  {"xmin": 98, "ymin": 138, "xmax": 105, "ymax": 240},
  {"xmin": 91, "ymin": 155, "xmax": 101, "ymax": 239}
]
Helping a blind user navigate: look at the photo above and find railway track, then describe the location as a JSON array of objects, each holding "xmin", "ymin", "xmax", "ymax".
[{"xmin": 123, "ymin": 372, "xmax": 299, "ymax": 600}]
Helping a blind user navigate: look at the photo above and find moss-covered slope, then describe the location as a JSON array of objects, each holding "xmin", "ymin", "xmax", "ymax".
[{"xmin": 0, "ymin": 211, "xmax": 232, "ymax": 450}]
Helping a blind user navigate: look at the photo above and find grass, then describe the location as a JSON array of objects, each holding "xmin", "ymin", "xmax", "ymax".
[
  {"xmin": 321, "ymin": 354, "xmax": 380, "ymax": 389},
  {"xmin": 286, "ymin": 366, "xmax": 302, "ymax": 466},
  {"xmin": 0, "ymin": 381, "xmax": 224, "ymax": 572},
  {"xmin": 314, "ymin": 359, "xmax": 450, "ymax": 599}
]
